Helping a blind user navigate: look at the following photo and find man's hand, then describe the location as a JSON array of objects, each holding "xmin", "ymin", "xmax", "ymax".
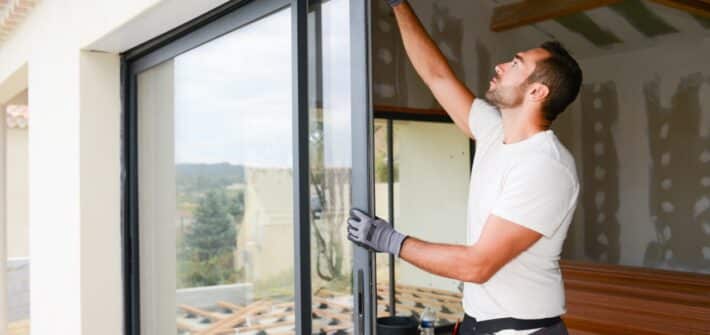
[
  {"xmin": 347, "ymin": 208, "xmax": 407, "ymax": 256},
  {"xmin": 385, "ymin": 0, "xmax": 405, "ymax": 7}
]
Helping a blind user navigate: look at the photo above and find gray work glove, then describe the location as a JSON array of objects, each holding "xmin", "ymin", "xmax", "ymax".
[
  {"xmin": 347, "ymin": 208, "xmax": 407, "ymax": 256},
  {"xmin": 385, "ymin": 0, "xmax": 405, "ymax": 7}
]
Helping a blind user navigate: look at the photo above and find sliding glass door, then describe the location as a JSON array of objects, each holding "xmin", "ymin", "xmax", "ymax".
[
  {"xmin": 133, "ymin": 5, "xmax": 294, "ymax": 334},
  {"xmin": 122, "ymin": 0, "xmax": 373, "ymax": 334},
  {"xmin": 308, "ymin": 0, "xmax": 354, "ymax": 333}
]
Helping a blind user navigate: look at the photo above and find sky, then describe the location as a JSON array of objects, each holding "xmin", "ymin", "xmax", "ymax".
[{"xmin": 169, "ymin": 1, "xmax": 352, "ymax": 168}]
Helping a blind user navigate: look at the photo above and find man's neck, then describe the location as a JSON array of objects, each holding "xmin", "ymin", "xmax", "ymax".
[{"xmin": 500, "ymin": 106, "xmax": 547, "ymax": 144}]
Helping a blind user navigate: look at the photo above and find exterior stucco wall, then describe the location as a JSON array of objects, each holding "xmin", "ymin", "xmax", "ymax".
[{"xmin": 0, "ymin": 1, "xmax": 232, "ymax": 334}]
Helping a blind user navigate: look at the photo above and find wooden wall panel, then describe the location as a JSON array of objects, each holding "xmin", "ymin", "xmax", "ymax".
[{"xmin": 561, "ymin": 260, "xmax": 710, "ymax": 335}]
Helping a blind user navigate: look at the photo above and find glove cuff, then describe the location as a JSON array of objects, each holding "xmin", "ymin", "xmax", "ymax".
[
  {"xmin": 389, "ymin": 231, "xmax": 408, "ymax": 257},
  {"xmin": 387, "ymin": 0, "xmax": 405, "ymax": 8}
]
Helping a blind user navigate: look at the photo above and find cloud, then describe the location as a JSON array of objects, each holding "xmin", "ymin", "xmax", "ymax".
[{"xmin": 171, "ymin": 2, "xmax": 354, "ymax": 168}]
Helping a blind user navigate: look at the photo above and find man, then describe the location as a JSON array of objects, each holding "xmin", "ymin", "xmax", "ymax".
[{"xmin": 346, "ymin": 1, "xmax": 583, "ymax": 334}]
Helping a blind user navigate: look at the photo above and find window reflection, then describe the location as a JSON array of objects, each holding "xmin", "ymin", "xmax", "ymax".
[{"xmin": 138, "ymin": 8, "xmax": 298, "ymax": 335}]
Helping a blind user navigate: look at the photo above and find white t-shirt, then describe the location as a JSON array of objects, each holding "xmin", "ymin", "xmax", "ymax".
[{"xmin": 462, "ymin": 99, "xmax": 580, "ymax": 334}]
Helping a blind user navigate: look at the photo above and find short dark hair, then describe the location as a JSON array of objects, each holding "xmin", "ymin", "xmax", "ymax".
[{"xmin": 527, "ymin": 41, "xmax": 583, "ymax": 123}]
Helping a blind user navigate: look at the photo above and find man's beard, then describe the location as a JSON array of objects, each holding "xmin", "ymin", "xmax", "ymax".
[{"xmin": 485, "ymin": 83, "xmax": 526, "ymax": 109}]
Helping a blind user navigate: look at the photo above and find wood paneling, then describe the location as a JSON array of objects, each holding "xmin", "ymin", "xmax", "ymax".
[
  {"xmin": 490, "ymin": 0, "xmax": 710, "ymax": 33},
  {"xmin": 374, "ymin": 104, "xmax": 448, "ymax": 118},
  {"xmin": 650, "ymin": 0, "xmax": 710, "ymax": 19},
  {"xmin": 560, "ymin": 260, "xmax": 710, "ymax": 335}
]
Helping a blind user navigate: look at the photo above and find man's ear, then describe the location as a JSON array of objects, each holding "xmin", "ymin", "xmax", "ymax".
[{"xmin": 528, "ymin": 83, "xmax": 550, "ymax": 102}]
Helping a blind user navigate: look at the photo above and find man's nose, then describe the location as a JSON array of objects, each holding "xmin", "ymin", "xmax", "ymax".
[{"xmin": 494, "ymin": 64, "xmax": 503, "ymax": 75}]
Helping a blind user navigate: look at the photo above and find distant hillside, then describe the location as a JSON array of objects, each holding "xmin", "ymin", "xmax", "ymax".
[{"xmin": 176, "ymin": 163, "xmax": 245, "ymax": 194}]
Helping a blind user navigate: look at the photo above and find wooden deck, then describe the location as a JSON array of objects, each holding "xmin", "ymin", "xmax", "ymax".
[{"xmin": 176, "ymin": 284, "xmax": 465, "ymax": 335}]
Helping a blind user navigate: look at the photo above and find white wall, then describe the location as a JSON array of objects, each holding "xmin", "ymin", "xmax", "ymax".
[
  {"xmin": 27, "ymin": 16, "xmax": 83, "ymax": 333},
  {"xmin": 394, "ymin": 121, "xmax": 470, "ymax": 293},
  {"xmin": 0, "ymin": 1, "xmax": 235, "ymax": 334},
  {"xmin": 79, "ymin": 51, "xmax": 123, "ymax": 335},
  {"xmin": 137, "ymin": 60, "xmax": 177, "ymax": 335}
]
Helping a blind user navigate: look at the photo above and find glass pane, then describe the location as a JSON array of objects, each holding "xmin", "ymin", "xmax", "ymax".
[
  {"xmin": 308, "ymin": 0, "xmax": 355, "ymax": 334},
  {"xmin": 137, "ymin": 8, "xmax": 294, "ymax": 335},
  {"xmin": 389, "ymin": 121, "xmax": 470, "ymax": 326}
]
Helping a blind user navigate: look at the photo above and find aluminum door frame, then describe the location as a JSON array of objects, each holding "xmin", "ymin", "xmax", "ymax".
[{"xmin": 120, "ymin": 0, "xmax": 374, "ymax": 334}]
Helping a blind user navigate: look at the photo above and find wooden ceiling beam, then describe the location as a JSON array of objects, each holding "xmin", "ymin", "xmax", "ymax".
[
  {"xmin": 649, "ymin": 0, "xmax": 710, "ymax": 18},
  {"xmin": 490, "ymin": 0, "xmax": 624, "ymax": 32}
]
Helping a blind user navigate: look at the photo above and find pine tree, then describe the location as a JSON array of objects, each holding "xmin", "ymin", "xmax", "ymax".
[{"xmin": 181, "ymin": 189, "xmax": 238, "ymax": 287}]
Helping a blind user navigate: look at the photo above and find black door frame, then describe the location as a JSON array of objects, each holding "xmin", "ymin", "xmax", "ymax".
[
  {"xmin": 120, "ymin": 0, "xmax": 374, "ymax": 334},
  {"xmin": 349, "ymin": 0, "xmax": 376, "ymax": 334}
]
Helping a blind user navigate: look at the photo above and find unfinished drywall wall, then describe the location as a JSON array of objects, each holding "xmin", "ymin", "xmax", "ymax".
[
  {"xmin": 643, "ymin": 73, "xmax": 709, "ymax": 271},
  {"xmin": 372, "ymin": 0, "xmax": 520, "ymax": 108},
  {"xmin": 555, "ymin": 38, "xmax": 710, "ymax": 273},
  {"xmin": 372, "ymin": 1, "xmax": 409, "ymax": 106},
  {"xmin": 579, "ymin": 82, "xmax": 621, "ymax": 264}
]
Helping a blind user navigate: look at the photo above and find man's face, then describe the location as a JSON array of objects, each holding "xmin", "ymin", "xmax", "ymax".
[{"xmin": 485, "ymin": 48, "xmax": 549, "ymax": 109}]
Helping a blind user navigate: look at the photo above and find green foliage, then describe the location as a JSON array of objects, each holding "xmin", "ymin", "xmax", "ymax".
[
  {"xmin": 253, "ymin": 269, "xmax": 295, "ymax": 299},
  {"xmin": 176, "ymin": 163, "xmax": 245, "ymax": 202},
  {"xmin": 179, "ymin": 250, "xmax": 238, "ymax": 288},
  {"xmin": 373, "ymin": 124, "xmax": 399, "ymax": 183},
  {"xmin": 374, "ymin": 150, "xmax": 390, "ymax": 183},
  {"xmin": 178, "ymin": 189, "xmax": 242, "ymax": 288},
  {"xmin": 309, "ymin": 108, "xmax": 349, "ymax": 283},
  {"xmin": 228, "ymin": 191, "xmax": 245, "ymax": 223},
  {"xmin": 186, "ymin": 190, "xmax": 236, "ymax": 256}
]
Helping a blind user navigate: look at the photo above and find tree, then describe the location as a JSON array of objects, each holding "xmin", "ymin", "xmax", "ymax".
[
  {"xmin": 180, "ymin": 189, "xmax": 238, "ymax": 287},
  {"xmin": 228, "ymin": 190, "xmax": 245, "ymax": 224},
  {"xmin": 309, "ymin": 108, "xmax": 349, "ymax": 283}
]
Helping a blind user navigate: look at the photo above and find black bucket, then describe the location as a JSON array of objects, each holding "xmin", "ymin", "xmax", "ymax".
[{"xmin": 377, "ymin": 316, "xmax": 419, "ymax": 335}]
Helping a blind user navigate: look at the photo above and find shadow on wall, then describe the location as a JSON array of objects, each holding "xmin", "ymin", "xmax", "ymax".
[
  {"xmin": 643, "ymin": 73, "xmax": 710, "ymax": 271},
  {"xmin": 580, "ymin": 82, "xmax": 621, "ymax": 263}
]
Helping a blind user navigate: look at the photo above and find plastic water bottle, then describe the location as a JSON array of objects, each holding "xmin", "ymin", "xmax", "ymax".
[{"xmin": 420, "ymin": 306, "xmax": 436, "ymax": 335}]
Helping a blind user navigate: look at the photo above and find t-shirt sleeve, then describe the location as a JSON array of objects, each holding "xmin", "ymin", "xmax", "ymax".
[
  {"xmin": 490, "ymin": 156, "xmax": 579, "ymax": 237},
  {"xmin": 468, "ymin": 98, "xmax": 502, "ymax": 142}
]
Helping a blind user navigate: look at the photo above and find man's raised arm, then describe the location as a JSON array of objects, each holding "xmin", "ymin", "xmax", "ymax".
[{"xmin": 390, "ymin": 1, "xmax": 476, "ymax": 139}]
